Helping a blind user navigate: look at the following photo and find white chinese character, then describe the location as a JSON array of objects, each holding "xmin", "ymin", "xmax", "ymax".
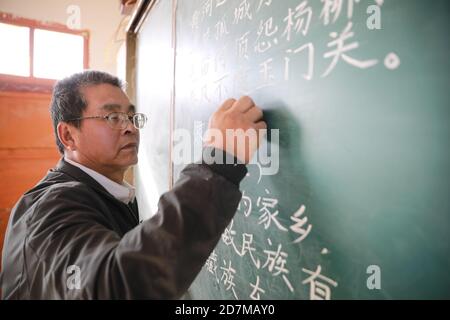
[
  {"xmin": 257, "ymin": 0, "xmax": 272, "ymax": 12},
  {"xmin": 221, "ymin": 219, "xmax": 242, "ymax": 256},
  {"xmin": 236, "ymin": 31, "xmax": 251, "ymax": 59},
  {"xmin": 346, "ymin": 0, "xmax": 360, "ymax": 19},
  {"xmin": 282, "ymin": 1, "xmax": 312, "ymax": 41},
  {"xmin": 191, "ymin": 10, "xmax": 201, "ymax": 30},
  {"xmin": 213, "ymin": 73, "xmax": 230, "ymax": 102},
  {"xmin": 220, "ymin": 260, "xmax": 238, "ymax": 299},
  {"xmin": 216, "ymin": 0, "xmax": 227, "ymax": 7},
  {"xmin": 205, "ymin": 250, "xmax": 219, "ymax": 283},
  {"xmin": 285, "ymin": 42, "xmax": 314, "ymax": 81},
  {"xmin": 320, "ymin": 0, "xmax": 360, "ymax": 25},
  {"xmin": 238, "ymin": 190, "xmax": 252, "ymax": 217},
  {"xmin": 257, "ymin": 190, "xmax": 287, "ymax": 231},
  {"xmin": 241, "ymin": 233, "xmax": 260, "ymax": 268},
  {"xmin": 255, "ymin": 17, "xmax": 279, "ymax": 53},
  {"xmin": 215, "ymin": 16, "xmax": 229, "ymax": 40},
  {"xmin": 203, "ymin": 26, "xmax": 211, "ymax": 42},
  {"xmin": 289, "ymin": 205, "xmax": 312, "ymax": 243},
  {"xmin": 322, "ymin": 22, "xmax": 378, "ymax": 77},
  {"xmin": 249, "ymin": 275, "xmax": 265, "ymax": 300},
  {"xmin": 302, "ymin": 265, "xmax": 338, "ymax": 300},
  {"xmin": 258, "ymin": 59, "xmax": 276, "ymax": 87},
  {"xmin": 203, "ymin": 0, "xmax": 213, "ymax": 18},
  {"xmin": 233, "ymin": 0, "xmax": 252, "ymax": 24},
  {"xmin": 262, "ymin": 240, "xmax": 294, "ymax": 292}
]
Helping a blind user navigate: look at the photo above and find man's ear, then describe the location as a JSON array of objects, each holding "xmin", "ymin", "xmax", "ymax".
[{"xmin": 57, "ymin": 122, "xmax": 78, "ymax": 152}]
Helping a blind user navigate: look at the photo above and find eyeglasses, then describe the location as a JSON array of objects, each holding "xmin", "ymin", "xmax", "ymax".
[{"xmin": 65, "ymin": 112, "xmax": 148, "ymax": 130}]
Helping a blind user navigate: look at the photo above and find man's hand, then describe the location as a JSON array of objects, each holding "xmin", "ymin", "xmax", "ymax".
[{"xmin": 204, "ymin": 96, "xmax": 267, "ymax": 164}]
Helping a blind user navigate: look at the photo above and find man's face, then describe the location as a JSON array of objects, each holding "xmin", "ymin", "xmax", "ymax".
[{"xmin": 73, "ymin": 83, "xmax": 139, "ymax": 171}]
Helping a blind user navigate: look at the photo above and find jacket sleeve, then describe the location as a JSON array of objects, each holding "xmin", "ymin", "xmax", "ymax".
[{"xmin": 25, "ymin": 159, "xmax": 247, "ymax": 299}]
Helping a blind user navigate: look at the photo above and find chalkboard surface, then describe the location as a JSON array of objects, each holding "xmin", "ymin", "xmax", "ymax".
[
  {"xmin": 135, "ymin": 0, "xmax": 174, "ymax": 219},
  {"xmin": 167, "ymin": 0, "xmax": 450, "ymax": 300}
]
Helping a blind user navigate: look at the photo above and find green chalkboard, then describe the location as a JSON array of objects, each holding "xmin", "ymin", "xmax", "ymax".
[{"xmin": 172, "ymin": 0, "xmax": 450, "ymax": 299}]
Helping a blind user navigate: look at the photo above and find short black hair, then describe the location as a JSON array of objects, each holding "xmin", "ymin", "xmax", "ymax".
[{"xmin": 50, "ymin": 70, "xmax": 124, "ymax": 154}]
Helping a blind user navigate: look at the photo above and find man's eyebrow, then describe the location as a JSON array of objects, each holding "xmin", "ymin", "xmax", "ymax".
[{"xmin": 101, "ymin": 104, "xmax": 136, "ymax": 113}]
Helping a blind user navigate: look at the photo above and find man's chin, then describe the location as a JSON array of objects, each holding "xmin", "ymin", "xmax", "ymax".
[
  {"xmin": 127, "ymin": 155, "xmax": 138, "ymax": 166},
  {"xmin": 119, "ymin": 153, "xmax": 138, "ymax": 167}
]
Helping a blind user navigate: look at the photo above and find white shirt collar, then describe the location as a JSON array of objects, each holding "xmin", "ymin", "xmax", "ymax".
[{"xmin": 64, "ymin": 157, "xmax": 135, "ymax": 204}]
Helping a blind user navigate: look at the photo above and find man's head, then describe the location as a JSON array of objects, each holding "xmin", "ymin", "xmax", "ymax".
[{"xmin": 50, "ymin": 71, "xmax": 142, "ymax": 181}]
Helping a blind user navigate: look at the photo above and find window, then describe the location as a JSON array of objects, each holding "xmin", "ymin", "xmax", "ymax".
[
  {"xmin": 33, "ymin": 29, "xmax": 84, "ymax": 79},
  {"xmin": 0, "ymin": 12, "xmax": 89, "ymax": 92},
  {"xmin": 0, "ymin": 23, "xmax": 30, "ymax": 77}
]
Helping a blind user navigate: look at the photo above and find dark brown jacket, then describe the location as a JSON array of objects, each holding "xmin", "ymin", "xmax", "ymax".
[{"xmin": 1, "ymin": 153, "xmax": 246, "ymax": 299}]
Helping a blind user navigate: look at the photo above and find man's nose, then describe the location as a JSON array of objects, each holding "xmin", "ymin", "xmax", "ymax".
[{"xmin": 123, "ymin": 118, "xmax": 139, "ymax": 134}]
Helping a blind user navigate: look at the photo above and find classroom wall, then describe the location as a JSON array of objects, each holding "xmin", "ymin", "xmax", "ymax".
[{"xmin": 0, "ymin": 0, "xmax": 126, "ymax": 75}]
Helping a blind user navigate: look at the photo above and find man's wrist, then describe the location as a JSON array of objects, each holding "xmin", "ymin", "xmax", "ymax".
[{"xmin": 200, "ymin": 147, "xmax": 247, "ymax": 186}]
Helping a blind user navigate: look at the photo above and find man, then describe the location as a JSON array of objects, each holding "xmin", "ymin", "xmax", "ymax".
[{"xmin": 0, "ymin": 70, "xmax": 266, "ymax": 299}]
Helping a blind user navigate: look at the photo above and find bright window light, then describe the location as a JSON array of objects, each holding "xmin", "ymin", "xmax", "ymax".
[
  {"xmin": 33, "ymin": 29, "xmax": 84, "ymax": 79},
  {"xmin": 0, "ymin": 23, "xmax": 30, "ymax": 76}
]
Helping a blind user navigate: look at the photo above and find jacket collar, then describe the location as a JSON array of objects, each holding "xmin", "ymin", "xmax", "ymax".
[
  {"xmin": 53, "ymin": 158, "xmax": 119, "ymax": 203},
  {"xmin": 52, "ymin": 158, "xmax": 140, "ymax": 223},
  {"xmin": 64, "ymin": 157, "xmax": 135, "ymax": 204}
]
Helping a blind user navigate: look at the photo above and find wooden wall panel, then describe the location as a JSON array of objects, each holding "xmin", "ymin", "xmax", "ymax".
[{"xmin": 0, "ymin": 91, "xmax": 60, "ymax": 269}]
